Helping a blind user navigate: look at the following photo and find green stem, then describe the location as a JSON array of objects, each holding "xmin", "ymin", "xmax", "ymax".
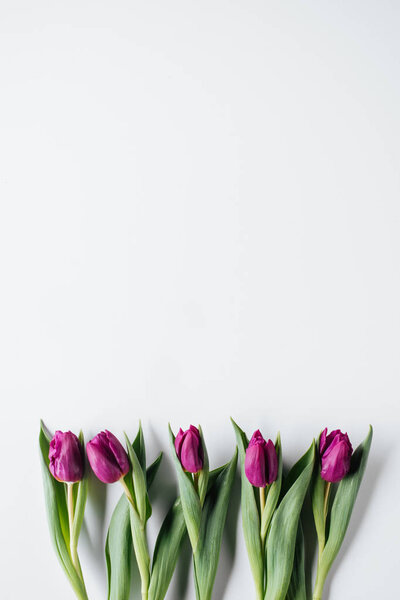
[
  {"xmin": 323, "ymin": 482, "xmax": 331, "ymax": 519},
  {"xmin": 256, "ymin": 584, "xmax": 264, "ymax": 600},
  {"xmin": 259, "ymin": 485, "xmax": 267, "ymax": 550},
  {"xmin": 67, "ymin": 482, "xmax": 74, "ymax": 543},
  {"xmin": 120, "ymin": 478, "xmax": 150, "ymax": 600},
  {"xmin": 259, "ymin": 485, "xmax": 268, "ymax": 595},
  {"xmin": 120, "ymin": 477, "xmax": 135, "ymax": 506},
  {"xmin": 193, "ymin": 472, "xmax": 199, "ymax": 494},
  {"xmin": 259, "ymin": 486, "xmax": 266, "ymax": 515},
  {"xmin": 67, "ymin": 483, "xmax": 89, "ymax": 599},
  {"xmin": 313, "ymin": 482, "xmax": 332, "ymax": 599},
  {"xmin": 67, "ymin": 483, "xmax": 80, "ymax": 575},
  {"xmin": 313, "ymin": 565, "xmax": 328, "ymax": 600}
]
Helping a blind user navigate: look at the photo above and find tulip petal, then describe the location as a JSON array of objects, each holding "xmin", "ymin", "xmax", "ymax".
[
  {"xmin": 245, "ymin": 442, "xmax": 267, "ymax": 488},
  {"xmin": 261, "ymin": 432, "xmax": 282, "ymax": 542},
  {"xmin": 319, "ymin": 429, "xmax": 353, "ymax": 484},
  {"xmin": 174, "ymin": 428, "xmax": 185, "ymax": 457},
  {"xmin": 49, "ymin": 430, "xmax": 83, "ymax": 483},
  {"xmin": 321, "ymin": 439, "xmax": 352, "ymax": 483},
  {"xmin": 181, "ymin": 429, "xmax": 203, "ymax": 473},
  {"xmin": 174, "ymin": 425, "xmax": 204, "ymax": 474},
  {"xmin": 265, "ymin": 439, "xmax": 278, "ymax": 485},
  {"xmin": 248, "ymin": 429, "xmax": 265, "ymax": 448},
  {"xmin": 87, "ymin": 431, "xmax": 129, "ymax": 484},
  {"xmin": 319, "ymin": 428, "xmax": 328, "ymax": 455},
  {"xmin": 105, "ymin": 430, "xmax": 130, "ymax": 474}
]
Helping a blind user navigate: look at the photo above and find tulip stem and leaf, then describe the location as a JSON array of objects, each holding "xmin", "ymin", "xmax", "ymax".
[
  {"xmin": 231, "ymin": 419, "xmax": 281, "ymax": 600},
  {"xmin": 265, "ymin": 440, "xmax": 315, "ymax": 600},
  {"xmin": 105, "ymin": 423, "xmax": 188, "ymax": 600},
  {"xmin": 169, "ymin": 424, "xmax": 238, "ymax": 600},
  {"xmin": 232, "ymin": 418, "xmax": 315, "ymax": 600},
  {"xmin": 122, "ymin": 430, "xmax": 153, "ymax": 600},
  {"xmin": 323, "ymin": 482, "xmax": 331, "ymax": 520},
  {"xmin": 259, "ymin": 487, "xmax": 266, "ymax": 515},
  {"xmin": 39, "ymin": 421, "xmax": 89, "ymax": 600},
  {"xmin": 311, "ymin": 426, "xmax": 373, "ymax": 600},
  {"xmin": 106, "ymin": 423, "xmax": 158, "ymax": 600}
]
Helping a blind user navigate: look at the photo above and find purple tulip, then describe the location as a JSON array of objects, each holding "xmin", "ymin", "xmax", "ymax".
[
  {"xmin": 49, "ymin": 430, "xmax": 84, "ymax": 483},
  {"xmin": 86, "ymin": 430, "xmax": 130, "ymax": 483},
  {"xmin": 174, "ymin": 425, "xmax": 204, "ymax": 473},
  {"xmin": 245, "ymin": 430, "xmax": 278, "ymax": 488},
  {"xmin": 320, "ymin": 428, "xmax": 353, "ymax": 483}
]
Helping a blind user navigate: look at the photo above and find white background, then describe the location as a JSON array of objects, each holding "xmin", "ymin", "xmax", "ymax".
[{"xmin": 1, "ymin": 1, "xmax": 399, "ymax": 598}]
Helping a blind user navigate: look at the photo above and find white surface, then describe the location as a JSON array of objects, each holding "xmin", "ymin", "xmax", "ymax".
[{"xmin": 0, "ymin": 1, "xmax": 399, "ymax": 598}]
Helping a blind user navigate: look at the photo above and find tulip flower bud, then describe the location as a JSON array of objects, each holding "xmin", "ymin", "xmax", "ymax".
[
  {"xmin": 319, "ymin": 427, "xmax": 353, "ymax": 483},
  {"xmin": 245, "ymin": 430, "xmax": 278, "ymax": 488},
  {"xmin": 86, "ymin": 430, "xmax": 130, "ymax": 483},
  {"xmin": 49, "ymin": 430, "xmax": 84, "ymax": 483},
  {"xmin": 174, "ymin": 425, "xmax": 204, "ymax": 473}
]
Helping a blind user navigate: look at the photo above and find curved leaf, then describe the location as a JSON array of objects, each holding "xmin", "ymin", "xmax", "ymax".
[
  {"xmin": 197, "ymin": 425, "xmax": 209, "ymax": 507},
  {"xmin": 318, "ymin": 426, "xmax": 373, "ymax": 582},
  {"xmin": 147, "ymin": 452, "xmax": 163, "ymax": 489},
  {"xmin": 132, "ymin": 422, "xmax": 146, "ymax": 471},
  {"xmin": 39, "ymin": 423, "xmax": 88, "ymax": 600},
  {"xmin": 169, "ymin": 424, "xmax": 202, "ymax": 551},
  {"xmin": 106, "ymin": 495, "xmax": 132, "ymax": 600},
  {"xmin": 265, "ymin": 441, "xmax": 315, "ymax": 600},
  {"xmin": 231, "ymin": 418, "xmax": 264, "ymax": 600},
  {"xmin": 310, "ymin": 436, "xmax": 326, "ymax": 552},
  {"xmin": 194, "ymin": 450, "xmax": 238, "ymax": 600},
  {"xmin": 286, "ymin": 521, "xmax": 306, "ymax": 600},
  {"xmin": 148, "ymin": 499, "xmax": 186, "ymax": 600},
  {"xmin": 125, "ymin": 432, "xmax": 149, "ymax": 524}
]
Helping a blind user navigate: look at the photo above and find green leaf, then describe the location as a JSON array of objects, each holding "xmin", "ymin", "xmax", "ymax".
[
  {"xmin": 261, "ymin": 433, "xmax": 283, "ymax": 542},
  {"xmin": 148, "ymin": 498, "xmax": 187, "ymax": 600},
  {"xmin": 231, "ymin": 418, "xmax": 264, "ymax": 600},
  {"xmin": 197, "ymin": 425, "xmax": 209, "ymax": 507},
  {"xmin": 132, "ymin": 422, "xmax": 146, "ymax": 471},
  {"xmin": 193, "ymin": 450, "xmax": 238, "ymax": 600},
  {"xmin": 147, "ymin": 452, "xmax": 163, "ymax": 489},
  {"xmin": 106, "ymin": 495, "xmax": 132, "ymax": 600},
  {"xmin": 169, "ymin": 424, "xmax": 202, "ymax": 552},
  {"xmin": 128, "ymin": 502, "xmax": 151, "ymax": 595},
  {"xmin": 71, "ymin": 431, "xmax": 88, "ymax": 544},
  {"xmin": 40, "ymin": 421, "xmax": 70, "ymax": 546},
  {"xmin": 39, "ymin": 423, "xmax": 88, "ymax": 600},
  {"xmin": 265, "ymin": 441, "xmax": 315, "ymax": 600},
  {"xmin": 124, "ymin": 431, "xmax": 152, "ymax": 595},
  {"xmin": 311, "ymin": 436, "xmax": 326, "ymax": 550},
  {"xmin": 106, "ymin": 443, "xmax": 162, "ymax": 600},
  {"xmin": 318, "ymin": 426, "xmax": 373, "ymax": 583},
  {"xmin": 125, "ymin": 432, "xmax": 149, "ymax": 524},
  {"xmin": 286, "ymin": 521, "xmax": 306, "ymax": 600},
  {"xmin": 147, "ymin": 466, "xmax": 230, "ymax": 600}
]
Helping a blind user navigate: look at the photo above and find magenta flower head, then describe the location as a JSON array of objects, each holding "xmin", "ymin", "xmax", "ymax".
[
  {"xmin": 320, "ymin": 428, "xmax": 353, "ymax": 483},
  {"xmin": 245, "ymin": 430, "xmax": 278, "ymax": 488},
  {"xmin": 174, "ymin": 425, "xmax": 204, "ymax": 473},
  {"xmin": 49, "ymin": 430, "xmax": 84, "ymax": 483},
  {"xmin": 86, "ymin": 430, "xmax": 130, "ymax": 484}
]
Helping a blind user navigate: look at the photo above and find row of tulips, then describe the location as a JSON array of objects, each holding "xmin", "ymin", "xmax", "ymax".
[{"xmin": 39, "ymin": 420, "xmax": 372, "ymax": 600}]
